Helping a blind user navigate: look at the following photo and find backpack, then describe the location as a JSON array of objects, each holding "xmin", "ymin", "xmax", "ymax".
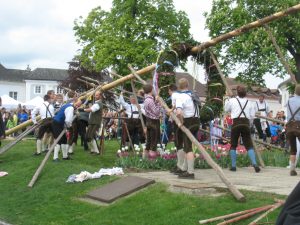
[{"xmin": 191, "ymin": 91, "xmax": 202, "ymax": 116}]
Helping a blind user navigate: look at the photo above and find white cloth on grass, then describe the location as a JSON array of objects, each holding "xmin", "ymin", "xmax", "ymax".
[{"xmin": 66, "ymin": 167, "xmax": 124, "ymax": 183}]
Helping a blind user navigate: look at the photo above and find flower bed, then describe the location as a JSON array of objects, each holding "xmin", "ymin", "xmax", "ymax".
[{"xmin": 115, "ymin": 143, "xmax": 291, "ymax": 170}]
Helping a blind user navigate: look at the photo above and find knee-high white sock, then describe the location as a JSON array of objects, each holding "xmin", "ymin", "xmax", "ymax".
[
  {"xmin": 53, "ymin": 144, "xmax": 60, "ymax": 160},
  {"xmin": 187, "ymin": 159, "xmax": 195, "ymax": 174},
  {"xmin": 92, "ymin": 139, "xmax": 99, "ymax": 153},
  {"xmin": 36, "ymin": 139, "xmax": 42, "ymax": 154},
  {"xmin": 68, "ymin": 143, "xmax": 75, "ymax": 153},
  {"xmin": 176, "ymin": 149, "xmax": 185, "ymax": 170},
  {"xmin": 62, "ymin": 144, "xmax": 68, "ymax": 158}
]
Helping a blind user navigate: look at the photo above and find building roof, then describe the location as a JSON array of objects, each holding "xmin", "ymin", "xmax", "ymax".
[
  {"xmin": 226, "ymin": 78, "xmax": 280, "ymax": 100},
  {"xmin": 0, "ymin": 64, "xmax": 68, "ymax": 82},
  {"xmin": 175, "ymin": 72, "xmax": 207, "ymax": 97}
]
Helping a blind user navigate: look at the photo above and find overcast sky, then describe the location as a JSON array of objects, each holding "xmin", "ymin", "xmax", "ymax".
[{"xmin": 0, "ymin": 0, "xmax": 286, "ymax": 88}]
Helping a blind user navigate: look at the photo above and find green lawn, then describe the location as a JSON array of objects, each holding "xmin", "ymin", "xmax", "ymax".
[{"xmin": 0, "ymin": 139, "xmax": 284, "ymax": 225}]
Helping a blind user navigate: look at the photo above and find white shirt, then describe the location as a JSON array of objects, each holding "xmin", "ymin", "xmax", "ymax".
[
  {"xmin": 31, "ymin": 101, "xmax": 54, "ymax": 123},
  {"xmin": 254, "ymin": 100, "xmax": 269, "ymax": 115},
  {"xmin": 175, "ymin": 91, "xmax": 197, "ymax": 118},
  {"xmin": 64, "ymin": 105, "xmax": 75, "ymax": 128},
  {"xmin": 119, "ymin": 95, "xmax": 144, "ymax": 118},
  {"xmin": 225, "ymin": 97, "xmax": 255, "ymax": 119},
  {"xmin": 171, "ymin": 92, "xmax": 180, "ymax": 107}
]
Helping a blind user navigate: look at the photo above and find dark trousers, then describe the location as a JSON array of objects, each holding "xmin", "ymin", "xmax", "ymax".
[
  {"xmin": 253, "ymin": 118, "xmax": 264, "ymax": 139},
  {"xmin": 146, "ymin": 117, "xmax": 160, "ymax": 151},
  {"xmin": 182, "ymin": 117, "xmax": 200, "ymax": 153},
  {"xmin": 51, "ymin": 121, "xmax": 67, "ymax": 145},
  {"xmin": 174, "ymin": 123, "xmax": 183, "ymax": 150},
  {"xmin": 126, "ymin": 118, "xmax": 144, "ymax": 145},
  {"xmin": 36, "ymin": 118, "xmax": 52, "ymax": 139},
  {"xmin": 86, "ymin": 124, "xmax": 99, "ymax": 142},
  {"xmin": 78, "ymin": 119, "xmax": 88, "ymax": 148},
  {"xmin": 231, "ymin": 118, "xmax": 253, "ymax": 150}
]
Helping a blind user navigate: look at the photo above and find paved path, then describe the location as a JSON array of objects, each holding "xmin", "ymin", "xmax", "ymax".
[{"xmin": 130, "ymin": 166, "xmax": 300, "ymax": 196}]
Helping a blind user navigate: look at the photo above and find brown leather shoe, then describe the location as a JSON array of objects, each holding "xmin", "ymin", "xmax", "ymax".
[
  {"xmin": 290, "ymin": 170, "xmax": 297, "ymax": 176},
  {"xmin": 178, "ymin": 171, "xmax": 195, "ymax": 179}
]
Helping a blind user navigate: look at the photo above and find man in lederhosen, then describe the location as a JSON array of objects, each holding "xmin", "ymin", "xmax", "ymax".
[
  {"xmin": 31, "ymin": 94, "xmax": 54, "ymax": 155},
  {"xmin": 286, "ymin": 84, "xmax": 300, "ymax": 176},
  {"xmin": 168, "ymin": 84, "xmax": 185, "ymax": 174},
  {"xmin": 52, "ymin": 97, "xmax": 81, "ymax": 161},
  {"xmin": 119, "ymin": 93, "xmax": 145, "ymax": 147},
  {"xmin": 78, "ymin": 90, "xmax": 103, "ymax": 155},
  {"xmin": 175, "ymin": 78, "xmax": 200, "ymax": 179},
  {"xmin": 143, "ymin": 84, "xmax": 161, "ymax": 159},
  {"xmin": 253, "ymin": 94, "xmax": 270, "ymax": 141},
  {"xmin": 225, "ymin": 85, "xmax": 261, "ymax": 173}
]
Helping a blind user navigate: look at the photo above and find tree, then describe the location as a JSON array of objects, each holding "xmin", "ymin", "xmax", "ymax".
[
  {"xmin": 74, "ymin": 0, "xmax": 192, "ymax": 76},
  {"xmin": 205, "ymin": 0, "xmax": 300, "ymax": 85}
]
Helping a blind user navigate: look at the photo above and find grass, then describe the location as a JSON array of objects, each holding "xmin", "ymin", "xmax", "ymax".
[{"xmin": 0, "ymin": 139, "xmax": 285, "ymax": 225}]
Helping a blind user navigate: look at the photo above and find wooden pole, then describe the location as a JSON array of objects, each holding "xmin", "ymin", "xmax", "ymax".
[
  {"xmin": 110, "ymin": 71, "xmax": 144, "ymax": 85},
  {"xmin": 264, "ymin": 25, "xmax": 297, "ymax": 83},
  {"xmin": 28, "ymin": 128, "xmax": 67, "ymax": 188},
  {"xmin": 191, "ymin": 4, "xmax": 300, "ymax": 54},
  {"xmin": 159, "ymin": 98, "xmax": 245, "ymax": 201},
  {"xmin": 5, "ymin": 116, "xmax": 41, "ymax": 136},
  {"xmin": 209, "ymin": 50, "xmax": 233, "ymax": 96},
  {"xmin": 128, "ymin": 65, "xmax": 147, "ymax": 134},
  {"xmin": 256, "ymin": 114, "xmax": 285, "ymax": 125},
  {"xmin": 215, "ymin": 125, "xmax": 285, "ymax": 151},
  {"xmin": 216, "ymin": 205, "xmax": 273, "ymax": 225},
  {"xmin": 248, "ymin": 201, "xmax": 284, "ymax": 225},
  {"xmin": 123, "ymin": 121, "xmax": 134, "ymax": 151},
  {"xmin": 0, "ymin": 123, "xmax": 41, "ymax": 154},
  {"xmin": 199, "ymin": 204, "xmax": 274, "ymax": 224}
]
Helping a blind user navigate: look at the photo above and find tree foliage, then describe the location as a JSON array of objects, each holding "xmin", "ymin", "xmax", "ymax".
[
  {"xmin": 205, "ymin": 0, "xmax": 300, "ymax": 85},
  {"xmin": 74, "ymin": 0, "xmax": 192, "ymax": 76}
]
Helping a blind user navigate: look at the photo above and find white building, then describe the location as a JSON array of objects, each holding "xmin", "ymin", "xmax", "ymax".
[
  {"xmin": 278, "ymin": 78, "xmax": 293, "ymax": 113},
  {"xmin": 0, "ymin": 64, "xmax": 68, "ymax": 102}
]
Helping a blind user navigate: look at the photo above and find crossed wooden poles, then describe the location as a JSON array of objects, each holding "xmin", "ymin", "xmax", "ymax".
[{"xmin": 1, "ymin": 3, "xmax": 299, "ymax": 198}]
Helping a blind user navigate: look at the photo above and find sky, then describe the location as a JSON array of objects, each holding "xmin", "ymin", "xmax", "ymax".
[{"xmin": 0, "ymin": 0, "xmax": 287, "ymax": 88}]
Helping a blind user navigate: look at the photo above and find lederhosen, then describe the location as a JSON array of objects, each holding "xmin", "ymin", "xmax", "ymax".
[
  {"xmin": 36, "ymin": 103, "xmax": 53, "ymax": 139},
  {"xmin": 86, "ymin": 101, "xmax": 103, "ymax": 142},
  {"xmin": 77, "ymin": 111, "xmax": 89, "ymax": 148},
  {"xmin": 145, "ymin": 96, "xmax": 160, "ymax": 151},
  {"xmin": 126, "ymin": 105, "xmax": 142, "ymax": 145},
  {"xmin": 253, "ymin": 102, "xmax": 267, "ymax": 139},
  {"xmin": 182, "ymin": 94, "xmax": 200, "ymax": 153},
  {"xmin": 286, "ymin": 102, "xmax": 300, "ymax": 155},
  {"xmin": 231, "ymin": 98, "xmax": 253, "ymax": 150},
  {"xmin": 52, "ymin": 103, "xmax": 73, "ymax": 145}
]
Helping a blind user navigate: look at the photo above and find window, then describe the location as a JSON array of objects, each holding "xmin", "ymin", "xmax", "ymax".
[
  {"xmin": 9, "ymin": 91, "xmax": 18, "ymax": 100},
  {"xmin": 35, "ymin": 85, "xmax": 41, "ymax": 94},
  {"xmin": 56, "ymin": 86, "xmax": 63, "ymax": 94}
]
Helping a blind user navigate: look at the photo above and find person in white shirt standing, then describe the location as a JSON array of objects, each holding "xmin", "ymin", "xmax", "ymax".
[
  {"xmin": 253, "ymin": 94, "xmax": 270, "ymax": 141},
  {"xmin": 175, "ymin": 78, "xmax": 200, "ymax": 179},
  {"xmin": 225, "ymin": 85, "xmax": 260, "ymax": 173},
  {"xmin": 31, "ymin": 94, "xmax": 54, "ymax": 155},
  {"xmin": 119, "ymin": 93, "xmax": 145, "ymax": 147}
]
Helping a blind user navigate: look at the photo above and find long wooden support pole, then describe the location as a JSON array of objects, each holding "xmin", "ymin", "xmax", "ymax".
[
  {"xmin": 28, "ymin": 128, "xmax": 67, "ymax": 187},
  {"xmin": 0, "ymin": 123, "xmax": 41, "ymax": 154},
  {"xmin": 199, "ymin": 204, "xmax": 274, "ymax": 224},
  {"xmin": 209, "ymin": 50, "xmax": 233, "ymax": 96},
  {"xmin": 264, "ymin": 25, "xmax": 297, "ymax": 83},
  {"xmin": 160, "ymin": 98, "xmax": 245, "ymax": 201},
  {"xmin": 191, "ymin": 4, "xmax": 300, "ymax": 54},
  {"xmin": 256, "ymin": 115, "xmax": 285, "ymax": 125},
  {"xmin": 215, "ymin": 125, "xmax": 285, "ymax": 151}
]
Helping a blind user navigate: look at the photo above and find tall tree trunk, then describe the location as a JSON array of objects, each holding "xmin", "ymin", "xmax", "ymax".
[{"xmin": 294, "ymin": 53, "xmax": 300, "ymax": 82}]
